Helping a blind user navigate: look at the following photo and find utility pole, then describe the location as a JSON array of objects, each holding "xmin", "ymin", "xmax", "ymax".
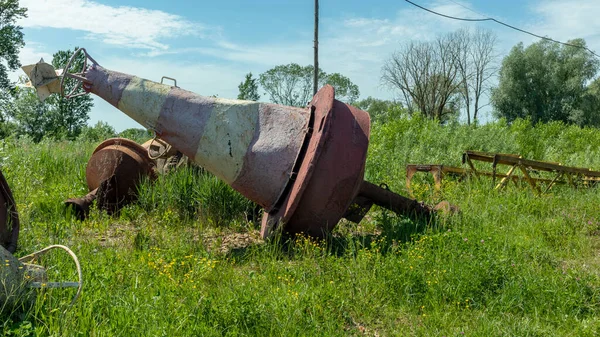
[{"xmin": 313, "ymin": 0, "xmax": 319, "ymax": 96}]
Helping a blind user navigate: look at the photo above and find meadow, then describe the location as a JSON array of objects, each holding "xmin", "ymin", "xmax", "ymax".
[{"xmin": 2, "ymin": 116, "xmax": 600, "ymax": 336}]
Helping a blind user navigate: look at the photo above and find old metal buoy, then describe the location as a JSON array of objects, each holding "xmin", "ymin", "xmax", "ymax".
[
  {"xmin": 0, "ymin": 169, "xmax": 19, "ymax": 253},
  {"xmin": 25, "ymin": 49, "xmax": 437, "ymax": 238},
  {"xmin": 65, "ymin": 138, "xmax": 156, "ymax": 219}
]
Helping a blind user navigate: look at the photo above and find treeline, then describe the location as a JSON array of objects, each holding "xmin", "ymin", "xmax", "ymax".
[
  {"xmin": 238, "ymin": 28, "xmax": 600, "ymax": 129},
  {"xmin": 2, "ymin": 0, "xmax": 600, "ymax": 145}
]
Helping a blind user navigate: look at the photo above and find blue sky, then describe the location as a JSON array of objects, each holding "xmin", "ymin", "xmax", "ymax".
[{"xmin": 11, "ymin": 0, "xmax": 600, "ymax": 131}]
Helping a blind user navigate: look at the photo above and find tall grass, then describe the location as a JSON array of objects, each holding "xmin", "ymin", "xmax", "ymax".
[{"xmin": 1, "ymin": 117, "xmax": 600, "ymax": 336}]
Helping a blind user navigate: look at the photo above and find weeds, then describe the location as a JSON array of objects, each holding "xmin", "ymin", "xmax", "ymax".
[{"xmin": 1, "ymin": 117, "xmax": 600, "ymax": 335}]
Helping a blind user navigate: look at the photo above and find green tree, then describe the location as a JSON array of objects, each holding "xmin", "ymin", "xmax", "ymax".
[
  {"xmin": 0, "ymin": 90, "xmax": 16, "ymax": 137},
  {"xmin": 323, "ymin": 73, "xmax": 359, "ymax": 103},
  {"xmin": 382, "ymin": 35, "xmax": 463, "ymax": 123},
  {"xmin": 0, "ymin": 0, "xmax": 26, "ymax": 92},
  {"xmin": 491, "ymin": 39, "xmax": 599, "ymax": 126},
  {"xmin": 259, "ymin": 63, "xmax": 359, "ymax": 107},
  {"xmin": 0, "ymin": 0, "xmax": 27, "ymax": 124},
  {"xmin": 45, "ymin": 47, "xmax": 94, "ymax": 139},
  {"xmin": 8, "ymin": 86, "xmax": 52, "ymax": 142},
  {"xmin": 119, "ymin": 128, "xmax": 152, "ymax": 143},
  {"xmin": 78, "ymin": 121, "xmax": 116, "ymax": 142},
  {"xmin": 573, "ymin": 77, "xmax": 600, "ymax": 127},
  {"xmin": 237, "ymin": 72, "xmax": 260, "ymax": 101},
  {"xmin": 354, "ymin": 97, "xmax": 404, "ymax": 123}
]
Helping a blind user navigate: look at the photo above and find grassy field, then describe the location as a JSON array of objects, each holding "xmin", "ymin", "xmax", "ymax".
[{"xmin": 2, "ymin": 117, "xmax": 600, "ymax": 336}]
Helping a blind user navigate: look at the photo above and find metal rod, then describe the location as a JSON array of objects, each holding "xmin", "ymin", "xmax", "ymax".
[
  {"xmin": 313, "ymin": 0, "xmax": 319, "ymax": 96},
  {"xmin": 30, "ymin": 282, "xmax": 80, "ymax": 288},
  {"xmin": 358, "ymin": 181, "xmax": 432, "ymax": 219}
]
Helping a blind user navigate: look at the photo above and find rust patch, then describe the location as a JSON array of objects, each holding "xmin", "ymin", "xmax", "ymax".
[{"xmin": 0, "ymin": 169, "xmax": 19, "ymax": 253}]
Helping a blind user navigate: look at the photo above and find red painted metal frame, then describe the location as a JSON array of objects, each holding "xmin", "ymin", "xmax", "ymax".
[
  {"xmin": 261, "ymin": 85, "xmax": 371, "ymax": 238},
  {"xmin": 0, "ymin": 169, "xmax": 19, "ymax": 253}
]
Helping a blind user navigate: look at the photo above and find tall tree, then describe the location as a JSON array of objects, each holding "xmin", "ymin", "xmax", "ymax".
[
  {"xmin": 454, "ymin": 28, "xmax": 498, "ymax": 125},
  {"xmin": 0, "ymin": 0, "xmax": 26, "ymax": 92},
  {"xmin": 8, "ymin": 85, "xmax": 52, "ymax": 142},
  {"xmin": 354, "ymin": 97, "xmax": 403, "ymax": 123},
  {"xmin": 259, "ymin": 64, "xmax": 319, "ymax": 107},
  {"xmin": 324, "ymin": 73, "xmax": 359, "ymax": 103},
  {"xmin": 45, "ymin": 47, "xmax": 94, "ymax": 139},
  {"xmin": 382, "ymin": 34, "xmax": 463, "ymax": 123},
  {"xmin": 78, "ymin": 121, "xmax": 116, "ymax": 142},
  {"xmin": 491, "ymin": 39, "xmax": 599, "ymax": 126},
  {"xmin": 0, "ymin": 0, "xmax": 27, "ymax": 120},
  {"xmin": 259, "ymin": 63, "xmax": 359, "ymax": 107},
  {"xmin": 237, "ymin": 72, "xmax": 260, "ymax": 101},
  {"xmin": 9, "ymin": 48, "xmax": 94, "ymax": 141},
  {"xmin": 576, "ymin": 77, "xmax": 600, "ymax": 127}
]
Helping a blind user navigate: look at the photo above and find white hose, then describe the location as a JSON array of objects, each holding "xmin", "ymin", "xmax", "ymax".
[{"xmin": 18, "ymin": 244, "xmax": 83, "ymax": 313}]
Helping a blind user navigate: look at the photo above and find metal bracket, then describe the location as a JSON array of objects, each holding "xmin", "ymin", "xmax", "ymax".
[{"xmin": 161, "ymin": 76, "xmax": 178, "ymax": 87}]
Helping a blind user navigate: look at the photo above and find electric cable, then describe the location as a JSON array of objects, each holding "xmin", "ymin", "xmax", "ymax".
[
  {"xmin": 445, "ymin": 0, "xmax": 487, "ymax": 19},
  {"xmin": 404, "ymin": 0, "xmax": 600, "ymax": 58}
]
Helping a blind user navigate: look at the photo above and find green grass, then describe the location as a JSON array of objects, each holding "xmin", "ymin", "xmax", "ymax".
[{"xmin": 2, "ymin": 117, "xmax": 600, "ymax": 336}]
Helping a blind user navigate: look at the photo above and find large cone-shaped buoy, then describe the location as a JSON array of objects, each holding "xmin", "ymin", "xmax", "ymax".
[
  {"xmin": 83, "ymin": 63, "xmax": 370, "ymax": 238},
  {"xmin": 24, "ymin": 51, "xmax": 436, "ymax": 239}
]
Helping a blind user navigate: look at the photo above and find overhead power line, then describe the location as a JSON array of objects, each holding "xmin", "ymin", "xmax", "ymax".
[
  {"xmin": 404, "ymin": 0, "xmax": 600, "ymax": 58},
  {"xmin": 445, "ymin": 0, "xmax": 486, "ymax": 19}
]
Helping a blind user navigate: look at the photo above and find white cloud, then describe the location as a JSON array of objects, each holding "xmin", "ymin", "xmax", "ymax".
[
  {"xmin": 139, "ymin": 1, "xmax": 480, "ymax": 101},
  {"xmin": 530, "ymin": 0, "xmax": 600, "ymax": 53},
  {"xmin": 19, "ymin": 0, "xmax": 206, "ymax": 50},
  {"xmin": 314, "ymin": 1, "xmax": 479, "ymax": 99}
]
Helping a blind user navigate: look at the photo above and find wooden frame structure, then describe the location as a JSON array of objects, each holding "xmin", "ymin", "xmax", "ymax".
[{"xmin": 406, "ymin": 150, "xmax": 600, "ymax": 196}]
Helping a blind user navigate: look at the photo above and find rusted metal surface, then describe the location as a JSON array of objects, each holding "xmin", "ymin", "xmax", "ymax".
[
  {"xmin": 66, "ymin": 138, "xmax": 156, "ymax": 218},
  {"xmin": 0, "ymin": 169, "xmax": 19, "ymax": 253},
  {"xmin": 66, "ymin": 137, "xmax": 198, "ymax": 219},
  {"xmin": 24, "ymin": 50, "xmax": 444, "ymax": 239},
  {"xmin": 463, "ymin": 150, "xmax": 600, "ymax": 193},
  {"xmin": 407, "ymin": 150, "xmax": 600, "ymax": 196},
  {"xmin": 65, "ymin": 188, "xmax": 98, "ymax": 221},
  {"xmin": 88, "ymin": 138, "xmax": 156, "ymax": 212},
  {"xmin": 261, "ymin": 86, "xmax": 371, "ymax": 238},
  {"xmin": 342, "ymin": 194, "xmax": 374, "ymax": 224},
  {"xmin": 357, "ymin": 181, "xmax": 433, "ymax": 219}
]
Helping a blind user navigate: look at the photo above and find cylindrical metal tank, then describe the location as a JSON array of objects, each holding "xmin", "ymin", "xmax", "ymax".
[{"xmin": 65, "ymin": 138, "xmax": 156, "ymax": 219}]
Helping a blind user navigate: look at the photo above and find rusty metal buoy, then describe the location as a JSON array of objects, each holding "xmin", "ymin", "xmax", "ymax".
[
  {"xmin": 26, "ymin": 49, "xmax": 439, "ymax": 239},
  {"xmin": 0, "ymin": 169, "xmax": 19, "ymax": 253},
  {"xmin": 65, "ymin": 138, "xmax": 156, "ymax": 219}
]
